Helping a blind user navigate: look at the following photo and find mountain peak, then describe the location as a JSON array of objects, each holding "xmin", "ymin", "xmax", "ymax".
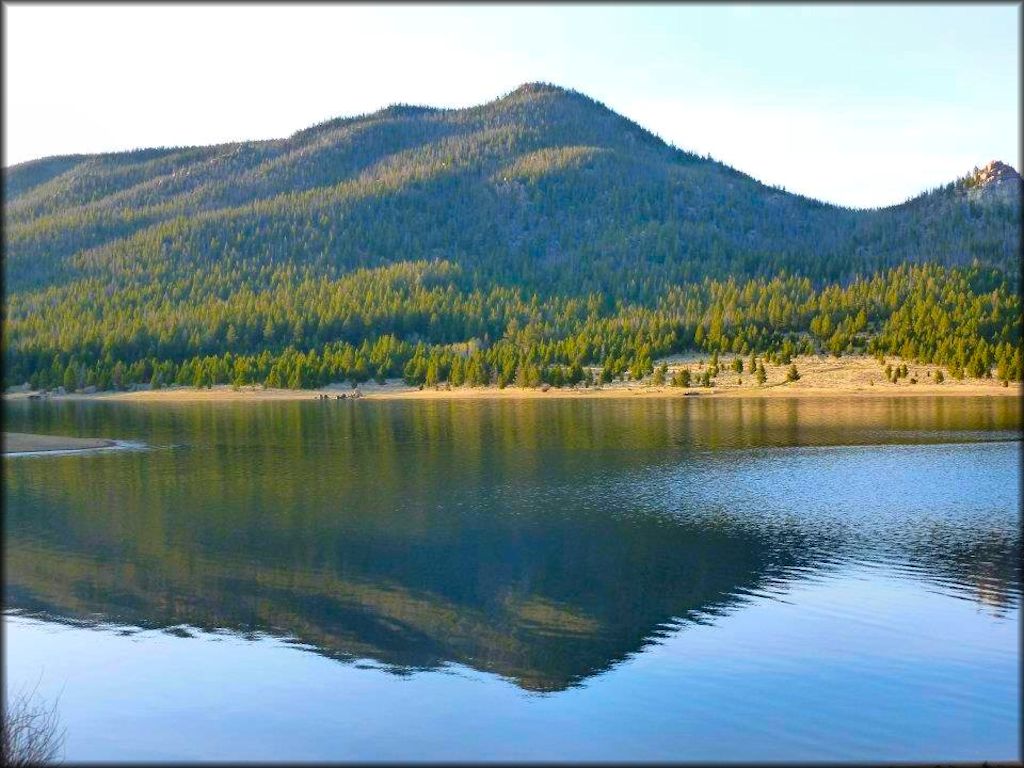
[
  {"xmin": 499, "ymin": 82, "xmax": 593, "ymax": 107},
  {"xmin": 973, "ymin": 160, "xmax": 1019, "ymax": 185},
  {"xmin": 508, "ymin": 82, "xmax": 573, "ymax": 97},
  {"xmin": 961, "ymin": 160, "xmax": 1022, "ymax": 204}
]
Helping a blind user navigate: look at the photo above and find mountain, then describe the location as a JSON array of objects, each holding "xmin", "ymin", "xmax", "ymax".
[
  {"xmin": 4, "ymin": 83, "xmax": 1020, "ymax": 290},
  {"xmin": 3, "ymin": 83, "xmax": 1021, "ymax": 389}
]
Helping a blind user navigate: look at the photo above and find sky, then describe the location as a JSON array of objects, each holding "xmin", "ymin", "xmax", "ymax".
[{"xmin": 2, "ymin": 3, "xmax": 1019, "ymax": 208}]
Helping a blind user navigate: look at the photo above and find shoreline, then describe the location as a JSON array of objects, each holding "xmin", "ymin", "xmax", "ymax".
[
  {"xmin": 5, "ymin": 382, "xmax": 1018, "ymax": 404},
  {"xmin": 5, "ymin": 355, "xmax": 1020, "ymax": 404}
]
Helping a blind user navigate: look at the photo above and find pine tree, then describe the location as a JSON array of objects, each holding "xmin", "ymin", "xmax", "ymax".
[
  {"xmin": 63, "ymin": 364, "xmax": 77, "ymax": 392},
  {"xmin": 652, "ymin": 363, "xmax": 667, "ymax": 386},
  {"xmin": 755, "ymin": 362, "xmax": 767, "ymax": 386}
]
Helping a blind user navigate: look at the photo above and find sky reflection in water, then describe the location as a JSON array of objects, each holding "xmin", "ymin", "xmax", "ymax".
[{"xmin": 3, "ymin": 396, "xmax": 1020, "ymax": 761}]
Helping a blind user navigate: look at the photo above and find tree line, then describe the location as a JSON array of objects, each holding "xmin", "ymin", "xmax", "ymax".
[{"xmin": 6, "ymin": 259, "xmax": 1019, "ymax": 391}]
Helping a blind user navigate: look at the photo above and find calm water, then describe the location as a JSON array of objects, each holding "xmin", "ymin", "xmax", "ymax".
[{"xmin": 3, "ymin": 396, "xmax": 1021, "ymax": 762}]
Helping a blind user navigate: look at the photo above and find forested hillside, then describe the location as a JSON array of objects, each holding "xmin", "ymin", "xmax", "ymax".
[{"xmin": 3, "ymin": 83, "xmax": 1021, "ymax": 389}]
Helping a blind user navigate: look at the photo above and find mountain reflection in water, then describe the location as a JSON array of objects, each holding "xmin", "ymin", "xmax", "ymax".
[{"xmin": 4, "ymin": 396, "xmax": 1020, "ymax": 692}]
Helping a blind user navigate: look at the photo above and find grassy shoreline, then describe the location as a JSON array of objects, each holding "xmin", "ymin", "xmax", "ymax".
[{"xmin": 5, "ymin": 355, "xmax": 1018, "ymax": 403}]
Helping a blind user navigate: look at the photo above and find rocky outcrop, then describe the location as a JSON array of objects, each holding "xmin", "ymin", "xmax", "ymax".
[{"xmin": 965, "ymin": 160, "xmax": 1022, "ymax": 203}]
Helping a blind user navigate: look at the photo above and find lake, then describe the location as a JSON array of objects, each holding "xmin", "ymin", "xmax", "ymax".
[{"xmin": 3, "ymin": 396, "xmax": 1020, "ymax": 762}]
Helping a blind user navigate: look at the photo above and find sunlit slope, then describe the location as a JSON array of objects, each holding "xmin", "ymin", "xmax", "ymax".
[{"xmin": 4, "ymin": 83, "xmax": 1020, "ymax": 296}]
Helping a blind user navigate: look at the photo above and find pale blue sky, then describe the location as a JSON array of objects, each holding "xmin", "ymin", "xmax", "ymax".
[{"xmin": 4, "ymin": 3, "xmax": 1019, "ymax": 207}]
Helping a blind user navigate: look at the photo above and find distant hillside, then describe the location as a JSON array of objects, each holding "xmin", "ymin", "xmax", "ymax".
[
  {"xmin": 3, "ymin": 83, "xmax": 1021, "ymax": 389},
  {"xmin": 4, "ymin": 83, "xmax": 1020, "ymax": 291}
]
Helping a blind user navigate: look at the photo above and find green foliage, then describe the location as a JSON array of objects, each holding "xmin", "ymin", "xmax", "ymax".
[
  {"xmin": 672, "ymin": 367, "xmax": 692, "ymax": 387},
  {"xmin": 7, "ymin": 259, "xmax": 1016, "ymax": 391},
  {"xmin": 755, "ymin": 363, "xmax": 767, "ymax": 386}
]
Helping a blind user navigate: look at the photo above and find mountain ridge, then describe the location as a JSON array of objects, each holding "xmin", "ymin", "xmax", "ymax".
[
  {"xmin": 4, "ymin": 82, "xmax": 1018, "ymax": 291},
  {"xmin": 6, "ymin": 81, "xmax": 1015, "ymax": 213}
]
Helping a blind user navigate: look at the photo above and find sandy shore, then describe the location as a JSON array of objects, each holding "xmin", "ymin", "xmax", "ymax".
[
  {"xmin": 4, "ymin": 355, "xmax": 1019, "ymax": 403},
  {"xmin": 3, "ymin": 432, "xmax": 116, "ymax": 454}
]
